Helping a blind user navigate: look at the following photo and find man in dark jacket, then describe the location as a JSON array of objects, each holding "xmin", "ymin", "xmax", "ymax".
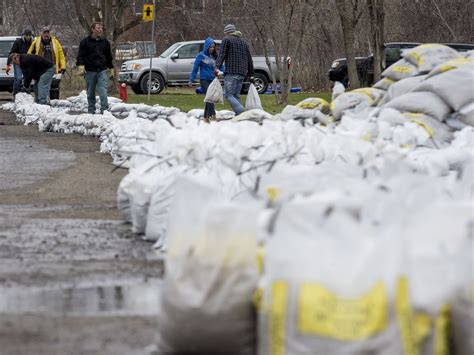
[
  {"xmin": 7, "ymin": 29, "xmax": 33, "ymax": 95},
  {"xmin": 76, "ymin": 22, "xmax": 114, "ymax": 114},
  {"xmin": 215, "ymin": 24, "xmax": 254, "ymax": 115},
  {"xmin": 9, "ymin": 53, "xmax": 54, "ymax": 105}
]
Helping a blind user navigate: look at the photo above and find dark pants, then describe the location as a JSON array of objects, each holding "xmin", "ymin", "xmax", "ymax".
[{"xmin": 200, "ymin": 79, "xmax": 216, "ymax": 118}]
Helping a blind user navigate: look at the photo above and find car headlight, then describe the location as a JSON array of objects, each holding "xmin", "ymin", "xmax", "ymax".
[
  {"xmin": 331, "ymin": 61, "xmax": 339, "ymax": 69},
  {"xmin": 128, "ymin": 63, "xmax": 142, "ymax": 71}
]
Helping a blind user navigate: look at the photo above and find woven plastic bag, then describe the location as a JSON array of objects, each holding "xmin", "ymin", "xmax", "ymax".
[
  {"xmin": 257, "ymin": 198, "xmax": 405, "ymax": 355},
  {"xmin": 403, "ymin": 43, "xmax": 461, "ymax": 73},
  {"xmin": 158, "ymin": 176, "xmax": 259, "ymax": 355},
  {"xmin": 204, "ymin": 77, "xmax": 224, "ymax": 104},
  {"xmin": 382, "ymin": 58, "xmax": 419, "ymax": 81},
  {"xmin": 245, "ymin": 83, "xmax": 263, "ymax": 110}
]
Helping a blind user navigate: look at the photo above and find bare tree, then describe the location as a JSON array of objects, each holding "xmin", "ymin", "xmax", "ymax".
[
  {"xmin": 335, "ymin": 0, "xmax": 366, "ymax": 89},
  {"xmin": 367, "ymin": 0, "xmax": 385, "ymax": 82},
  {"xmin": 243, "ymin": 0, "xmax": 311, "ymax": 105}
]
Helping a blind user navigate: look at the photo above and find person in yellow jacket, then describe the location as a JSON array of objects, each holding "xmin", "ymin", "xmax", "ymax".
[{"xmin": 28, "ymin": 26, "xmax": 66, "ymax": 100}]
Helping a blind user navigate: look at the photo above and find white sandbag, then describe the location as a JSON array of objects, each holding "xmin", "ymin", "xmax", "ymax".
[
  {"xmin": 414, "ymin": 65, "xmax": 474, "ymax": 111},
  {"xmin": 330, "ymin": 92, "xmax": 372, "ymax": 121},
  {"xmin": 245, "ymin": 83, "xmax": 263, "ymax": 110},
  {"xmin": 351, "ymin": 88, "xmax": 385, "ymax": 105},
  {"xmin": 332, "ymin": 81, "xmax": 345, "ymax": 100},
  {"xmin": 403, "ymin": 43, "xmax": 461, "ymax": 73},
  {"xmin": 382, "ymin": 75, "xmax": 428, "ymax": 104},
  {"xmin": 383, "ymin": 91, "xmax": 451, "ymax": 122},
  {"xmin": 234, "ymin": 109, "xmax": 273, "ymax": 123},
  {"xmin": 402, "ymin": 113, "xmax": 453, "ymax": 146},
  {"xmin": 204, "ymin": 77, "xmax": 224, "ymax": 104},
  {"xmin": 427, "ymin": 57, "xmax": 474, "ymax": 78},
  {"xmin": 373, "ymin": 77, "xmax": 396, "ymax": 91},
  {"xmin": 158, "ymin": 177, "xmax": 258, "ymax": 355},
  {"xmin": 295, "ymin": 97, "xmax": 330, "ymax": 114},
  {"xmin": 258, "ymin": 199, "xmax": 404, "ymax": 355},
  {"xmin": 382, "ymin": 58, "xmax": 419, "ymax": 81},
  {"xmin": 455, "ymin": 102, "xmax": 474, "ymax": 126},
  {"xmin": 144, "ymin": 166, "xmax": 187, "ymax": 246}
]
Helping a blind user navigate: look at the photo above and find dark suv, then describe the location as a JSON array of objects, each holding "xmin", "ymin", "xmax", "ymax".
[{"xmin": 328, "ymin": 42, "xmax": 474, "ymax": 87}]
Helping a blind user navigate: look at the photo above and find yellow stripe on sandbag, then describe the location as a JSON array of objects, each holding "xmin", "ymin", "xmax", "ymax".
[
  {"xmin": 270, "ymin": 281, "xmax": 288, "ymax": 355},
  {"xmin": 396, "ymin": 277, "xmax": 419, "ymax": 355}
]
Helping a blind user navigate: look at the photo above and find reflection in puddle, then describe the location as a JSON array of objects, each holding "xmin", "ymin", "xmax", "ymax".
[{"xmin": 0, "ymin": 279, "xmax": 161, "ymax": 316}]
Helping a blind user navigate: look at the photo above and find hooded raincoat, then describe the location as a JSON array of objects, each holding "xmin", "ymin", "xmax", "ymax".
[{"xmin": 189, "ymin": 37, "xmax": 223, "ymax": 82}]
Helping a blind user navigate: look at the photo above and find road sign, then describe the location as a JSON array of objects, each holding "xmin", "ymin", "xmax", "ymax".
[{"xmin": 143, "ymin": 4, "xmax": 154, "ymax": 21}]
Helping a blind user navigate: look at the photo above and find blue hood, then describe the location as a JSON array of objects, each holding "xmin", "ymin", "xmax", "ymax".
[{"xmin": 203, "ymin": 37, "xmax": 214, "ymax": 55}]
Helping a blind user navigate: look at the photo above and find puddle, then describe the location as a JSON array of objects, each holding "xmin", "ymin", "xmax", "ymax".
[{"xmin": 0, "ymin": 279, "xmax": 162, "ymax": 316}]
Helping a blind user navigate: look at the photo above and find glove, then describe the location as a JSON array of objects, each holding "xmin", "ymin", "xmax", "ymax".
[
  {"xmin": 60, "ymin": 68, "xmax": 66, "ymax": 74},
  {"xmin": 249, "ymin": 75, "xmax": 256, "ymax": 83},
  {"xmin": 77, "ymin": 65, "xmax": 85, "ymax": 76},
  {"xmin": 108, "ymin": 68, "xmax": 114, "ymax": 79},
  {"xmin": 188, "ymin": 81, "xmax": 194, "ymax": 87},
  {"xmin": 5, "ymin": 64, "xmax": 11, "ymax": 75}
]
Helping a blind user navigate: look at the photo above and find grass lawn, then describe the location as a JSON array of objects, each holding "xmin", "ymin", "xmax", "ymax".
[{"xmin": 124, "ymin": 87, "xmax": 331, "ymax": 114}]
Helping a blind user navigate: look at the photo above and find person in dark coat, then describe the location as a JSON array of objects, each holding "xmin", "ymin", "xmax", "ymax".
[
  {"xmin": 6, "ymin": 29, "xmax": 33, "ymax": 95},
  {"xmin": 8, "ymin": 53, "xmax": 54, "ymax": 105},
  {"xmin": 76, "ymin": 22, "xmax": 114, "ymax": 114}
]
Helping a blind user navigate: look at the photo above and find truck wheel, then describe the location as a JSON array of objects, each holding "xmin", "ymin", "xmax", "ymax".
[
  {"xmin": 252, "ymin": 72, "xmax": 269, "ymax": 94},
  {"xmin": 139, "ymin": 72, "xmax": 164, "ymax": 95}
]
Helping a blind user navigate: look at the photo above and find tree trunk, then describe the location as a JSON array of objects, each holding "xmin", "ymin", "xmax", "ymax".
[
  {"xmin": 368, "ymin": 0, "xmax": 385, "ymax": 83},
  {"xmin": 336, "ymin": 0, "xmax": 361, "ymax": 89}
]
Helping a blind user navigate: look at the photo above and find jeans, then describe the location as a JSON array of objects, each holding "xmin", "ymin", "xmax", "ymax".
[
  {"xmin": 200, "ymin": 79, "xmax": 216, "ymax": 118},
  {"xmin": 224, "ymin": 74, "xmax": 245, "ymax": 115},
  {"xmin": 85, "ymin": 70, "xmax": 108, "ymax": 114},
  {"xmin": 13, "ymin": 64, "xmax": 23, "ymax": 95},
  {"xmin": 33, "ymin": 66, "xmax": 54, "ymax": 104}
]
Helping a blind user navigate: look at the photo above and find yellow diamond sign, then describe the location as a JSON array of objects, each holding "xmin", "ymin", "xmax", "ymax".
[{"xmin": 143, "ymin": 4, "xmax": 154, "ymax": 21}]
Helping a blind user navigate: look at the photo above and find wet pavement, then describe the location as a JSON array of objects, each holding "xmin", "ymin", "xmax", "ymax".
[{"xmin": 0, "ymin": 95, "xmax": 163, "ymax": 354}]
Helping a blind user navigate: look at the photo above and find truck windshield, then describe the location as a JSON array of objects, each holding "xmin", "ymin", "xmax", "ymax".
[{"xmin": 160, "ymin": 43, "xmax": 181, "ymax": 58}]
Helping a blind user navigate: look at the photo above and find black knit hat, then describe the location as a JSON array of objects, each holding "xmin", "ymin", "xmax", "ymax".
[{"xmin": 22, "ymin": 28, "xmax": 33, "ymax": 36}]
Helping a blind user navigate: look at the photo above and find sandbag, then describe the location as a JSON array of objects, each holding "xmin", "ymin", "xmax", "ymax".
[
  {"xmin": 204, "ymin": 78, "xmax": 224, "ymax": 104},
  {"xmin": 158, "ymin": 177, "xmax": 258, "ymax": 355},
  {"xmin": 455, "ymin": 103, "xmax": 474, "ymax": 126},
  {"xmin": 234, "ymin": 109, "xmax": 273, "ymax": 123},
  {"xmin": 258, "ymin": 199, "xmax": 404, "ymax": 355},
  {"xmin": 351, "ymin": 88, "xmax": 385, "ymax": 106},
  {"xmin": 414, "ymin": 65, "xmax": 474, "ymax": 111},
  {"xmin": 403, "ymin": 43, "xmax": 461, "ymax": 73},
  {"xmin": 383, "ymin": 91, "xmax": 451, "ymax": 122},
  {"xmin": 402, "ymin": 112, "xmax": 453, "ymax": 146},
  {"xmin": 295, "ymin": 97, "xmax": 330, "ymax": 114},
  {"xmin": 330, "ymin": 92, "xmax": 372, "ymax": 121},
  {"xmin": 382, "ymin": 58, "xmax": 419, "ymax": 81},
  {"xmin": 382, "ymin": 75, "xmax": 428, "ymax": 104},
  {"xmin": 373, "ymin": 77, "xmax": 395, "ymax": 91},
  {"xmin": 427, "ymin": 57, "xmax": 474, "ymax": 78},
  {"xmin": 245, "ymin": 83, "xmax": 263, "ymax": 110}
]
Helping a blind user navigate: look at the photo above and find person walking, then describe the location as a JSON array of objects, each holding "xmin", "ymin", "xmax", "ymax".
[
  {"xmin": 28, "ymin": 26, "xmax": 66, "ymax": 100},
  {"xmin": 6, "ymin": 29, "xmax": 34, "ymax": 95},
  {"xmin": 76, "ymin": 22, "xmax": 114, "ymax": 114},
  {"xmin": 8, "ymin": 53, "xmax": 54, "ymax": 105},
  {"xmin": 215, "ymin": 24, "xmax": 254, "ymax": 115},
  {"xmin": 189, "ymin": 37, "xmax": 224, "ymax": 122}
]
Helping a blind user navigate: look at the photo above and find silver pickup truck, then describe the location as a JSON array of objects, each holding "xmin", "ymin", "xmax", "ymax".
[{"xmin": 118, "ymin": 40, "xmax": 281, "ymax": 95}]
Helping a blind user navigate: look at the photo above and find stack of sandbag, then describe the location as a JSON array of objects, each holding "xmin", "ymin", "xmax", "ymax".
[
  {"xmin": 50, "ymin": 90, "xmax": 121, "ymax": 113},
  {"xmin": 158, "ymin": 176, "xmax": 259, "ymax": 355},
  {"xmin": 109, "ymin": 101, "xmax": 180, "ymax": 120}
]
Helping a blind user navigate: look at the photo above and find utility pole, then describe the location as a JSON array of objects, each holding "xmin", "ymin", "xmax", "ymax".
[{"xmin": 146, "ymin": 0, "xmax": 156, "ymax": 102}]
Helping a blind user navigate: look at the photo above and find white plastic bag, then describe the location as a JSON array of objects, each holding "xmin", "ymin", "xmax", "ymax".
[
  {"xmin": 204, "ymin": 78, "xmax": 224, "ymax": 104},
  {"xmin": 245, "ymin": 83, "xmax": 263, "ymax": 110}
]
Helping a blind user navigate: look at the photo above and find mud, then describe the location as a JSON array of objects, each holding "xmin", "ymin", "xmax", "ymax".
[{"xmin": 0, "ymin": 96, "xmax": 163, "ymax": 354}]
